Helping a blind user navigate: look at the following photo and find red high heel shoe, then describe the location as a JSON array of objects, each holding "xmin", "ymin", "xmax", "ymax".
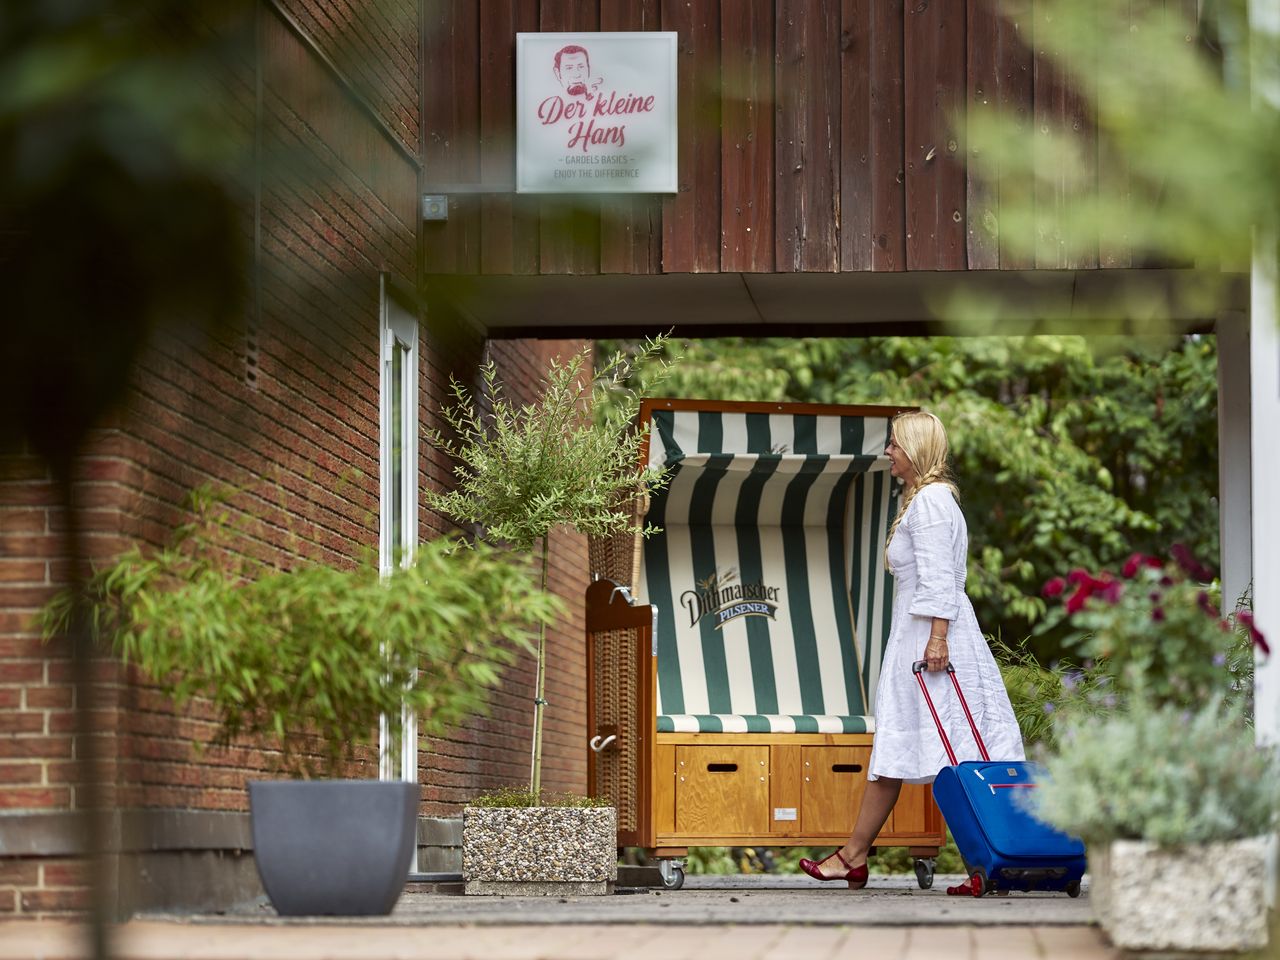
[{"xmin": 798, "ymin": 849, "xmax": 869, "ymax": 889}]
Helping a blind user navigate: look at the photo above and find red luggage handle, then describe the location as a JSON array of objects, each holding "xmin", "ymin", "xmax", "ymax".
[{"xmin": 912, "ymin": 661, "xmax": 991, "ymax": 766}]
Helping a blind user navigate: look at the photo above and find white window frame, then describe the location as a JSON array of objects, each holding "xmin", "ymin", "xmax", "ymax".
[{"xmin": 378, "ymin": 274, "xmax": 420, "ymax": 785}]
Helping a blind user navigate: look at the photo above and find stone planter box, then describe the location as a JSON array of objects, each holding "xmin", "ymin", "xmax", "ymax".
[
  {"xmin": 462, "ymin": 806, "xmax": 617, "ymax": 896},
  {"xmin": 1089, "ymin": 837, "xmax": 1270, "ymax": 953}
]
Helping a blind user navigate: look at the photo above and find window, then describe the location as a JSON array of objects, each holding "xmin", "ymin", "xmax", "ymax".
[{"xmin": 378, "ymin": 276, "xmax": 419, "ymax": 784}]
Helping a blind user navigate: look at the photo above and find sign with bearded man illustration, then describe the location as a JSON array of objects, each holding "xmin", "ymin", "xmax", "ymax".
[{"xmin": 516, "ymin": 32, "xmax": 678, "ymax": 194}]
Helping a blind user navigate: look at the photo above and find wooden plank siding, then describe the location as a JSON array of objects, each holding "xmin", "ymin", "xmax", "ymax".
[
  {"xmin": 423, "ymin": 0, "xmax": 1130, "ymax": 276},
  {"xmin": 601, "ymin": 0, "xmax": 664, "ymax": 274}
]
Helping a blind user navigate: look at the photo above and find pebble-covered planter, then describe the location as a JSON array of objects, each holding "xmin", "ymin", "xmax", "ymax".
[
  {"xmin": 462, "ymin": 806, "xmax": 617, "ymax": 896},
  {"xmin": 1089, "ymin": 837, "xmax": 1270, "ymax": 953}
]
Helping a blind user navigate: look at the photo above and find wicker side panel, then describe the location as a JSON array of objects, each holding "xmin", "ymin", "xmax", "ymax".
[
  {"xmin": 587, "ymin": 492, "xmax": 645, "ymax": 588},
  {"xmin": 590, "ymin": 625, "xmax": 641, "ymax": 834}
]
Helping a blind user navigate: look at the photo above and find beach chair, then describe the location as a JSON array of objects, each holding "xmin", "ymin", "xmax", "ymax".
[{"xmin": 586, "ymin": 399, "xmax": 946, "ymax": 889}]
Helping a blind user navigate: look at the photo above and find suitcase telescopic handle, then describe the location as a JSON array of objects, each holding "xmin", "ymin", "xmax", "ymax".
[{"xmin": 912, "ymin": 661, "xmax": 991, "ymax": 765}]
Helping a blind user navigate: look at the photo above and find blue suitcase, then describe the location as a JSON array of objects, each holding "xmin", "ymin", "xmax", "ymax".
[{"xmin": 914, "ymin": 661, "xmax": 1086, "ymax": 898}]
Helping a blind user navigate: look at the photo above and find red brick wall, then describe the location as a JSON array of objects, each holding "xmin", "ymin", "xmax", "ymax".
[{"xmin": 0, "ymin": 1, "xmax": 591, "ymax": 919}]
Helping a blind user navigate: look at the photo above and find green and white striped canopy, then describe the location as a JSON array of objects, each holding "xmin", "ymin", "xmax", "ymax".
[{"xmin": 638, "ymin": 407, "xmax": 900, "ymax": 734}]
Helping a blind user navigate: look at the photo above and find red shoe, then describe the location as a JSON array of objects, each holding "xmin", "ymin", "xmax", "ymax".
[
  {"xmin": 798, "ymin": 849, "xmax": 869, "ymax": 889},
  {"xmin": 946, "ymin": 873, "xmax": 984, "ymax": 897}
]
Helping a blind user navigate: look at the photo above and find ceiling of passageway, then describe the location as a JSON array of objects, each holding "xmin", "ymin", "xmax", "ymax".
[{"xmin": 427, "ymin": 268, "xmax": 1243, "ymax": 340}]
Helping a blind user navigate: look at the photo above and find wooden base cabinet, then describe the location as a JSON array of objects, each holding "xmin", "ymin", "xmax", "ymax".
[{"xmin": 650, "ymin": 734, "xmax": 945, "ymax": 851}]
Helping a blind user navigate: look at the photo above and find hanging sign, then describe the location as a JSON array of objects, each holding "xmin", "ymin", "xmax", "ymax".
[{"xmin": 516, "ymin": 32, "xmax": 678, "ymax": 194}]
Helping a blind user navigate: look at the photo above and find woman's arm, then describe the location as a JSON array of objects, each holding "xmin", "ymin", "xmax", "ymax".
[{"xmin": 906, "ymin": 487, "xmax": 959, "ymax": 672}]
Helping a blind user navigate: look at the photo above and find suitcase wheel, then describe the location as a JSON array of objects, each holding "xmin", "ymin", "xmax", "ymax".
[
  {"xmin": 1066, "ymin": 880, "xmax": 1081, "ymax": 898},
  {"xmin": 969, "ymin": 868, "xmax": 986, "ymax": 897}
]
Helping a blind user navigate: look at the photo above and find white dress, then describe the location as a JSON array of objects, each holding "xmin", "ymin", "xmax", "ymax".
[{"xmin": 867, "ymin": 483, "xmax": 1025, "ymax": 783}]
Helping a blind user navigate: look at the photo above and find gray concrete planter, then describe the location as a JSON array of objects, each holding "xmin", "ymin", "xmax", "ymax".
[
  {"xmin": 1089, "ymin": 837, "xmax": 1270, "ymax": 952},
  {"xmin": 249, "ymin": 780, "xmax": 418, "ymax": 916},
  {"xmin": 462, "ymin": 806, "xmax": 617, "ymax": 895}
]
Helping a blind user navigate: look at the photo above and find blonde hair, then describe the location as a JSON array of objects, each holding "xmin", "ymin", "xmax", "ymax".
[{"xmin": 884, "ymin": 411, "xmax": 959, "ymax": 564}]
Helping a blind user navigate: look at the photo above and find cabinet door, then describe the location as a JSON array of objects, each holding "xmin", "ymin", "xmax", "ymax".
[
  {"xmin": 884, "ymin": 783, "xmax": 930, "ymax": 835},
  {"xmin": 675, "ymin": 746, "xmax": 769, "ymax": 835},
  {"xmin": 800, "ymin": 746, "xmax": 871, "ymax": 835}
]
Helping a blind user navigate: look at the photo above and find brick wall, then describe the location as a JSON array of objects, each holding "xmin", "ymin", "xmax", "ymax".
[{"xmin": 0, "ymin": 0, "xmax": 591, "ymax": 919}]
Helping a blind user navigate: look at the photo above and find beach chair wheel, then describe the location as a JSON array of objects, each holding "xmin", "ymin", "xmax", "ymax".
[
  {"xmin": 659, "ymin": 861, "xmax": 685, "ymax": 890},
  {"xmin": 1066, "ymin": 880, "xmax": 1081, "ymax": 898},
  {"xmin": 913, "ymin": 858, "xmax": 935, "ymax": 890}
]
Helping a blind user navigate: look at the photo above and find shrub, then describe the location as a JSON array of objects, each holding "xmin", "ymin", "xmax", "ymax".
[
  {"xmin": 467, "ymin": 787, "xmax": 610, "ymax": 809},
  {"xmin": 1029, "ymin": 699, "xmax": 1280, "ymax": 846},
  {"xmin": 42, "ymin": 487, "xmax": 561, "ymax": 778}
]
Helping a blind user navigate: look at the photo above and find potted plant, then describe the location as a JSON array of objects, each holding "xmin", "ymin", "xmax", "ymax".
[
  {"xmin": 1032, "ymin": 549, "xmax": 1275, "ymax": 952},
  {"xmin": 425, "ymin": 336, "xmax": 675, "ymax": 894},
  {"xmin": 42, "ymin": 486, "xmax": 560, "ymax": 916}
]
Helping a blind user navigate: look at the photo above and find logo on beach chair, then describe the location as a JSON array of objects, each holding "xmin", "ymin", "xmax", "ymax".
[{"xmin": 680, "ymin": 569, "xmax": 782, "ymax": 630}]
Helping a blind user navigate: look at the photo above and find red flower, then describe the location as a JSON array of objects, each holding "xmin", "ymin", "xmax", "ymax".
[
  {"xmin": 1196, "ymin": 591, "xmax": 1219, "ymax": 619},
  {"xmin": 1043, "ymin": 577, "xmax": 1067, "ymax": 599},
  {"xmin": 1122, "ymin": 553, "xmax": 1161, "ymax": 578},
  {"xmin": 1151, "ymin": 607, "xmax": 1166, "ymax": 622},
  {"xmin": 1062, "ymin": 570, "xmax": 1120, "ymax": 613},
  {"xmin": 1241, "ymin": 611, "xmax": 1270, "ymax": 657},
  {"xmin": 1065, "ymin": 586, "xmax": 1091, "ymax": 615},
  {"xmin": 1170, "ymin": 543, "xmax": 1215, "ymax": 582}
]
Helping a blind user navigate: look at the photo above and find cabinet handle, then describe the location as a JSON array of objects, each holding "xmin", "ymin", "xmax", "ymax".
[
  {"xmin": 832, "ymin": 764, "xmax": 863, "ymax": 774},
  {"xmin": 707, "ymin": 763, "xmax": 738, "ymax": 773}
]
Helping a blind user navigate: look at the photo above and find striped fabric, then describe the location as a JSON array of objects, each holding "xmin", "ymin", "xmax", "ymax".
[{"xmin": 639, "ymin": 409, "xmax": 900, "ymax": 733}]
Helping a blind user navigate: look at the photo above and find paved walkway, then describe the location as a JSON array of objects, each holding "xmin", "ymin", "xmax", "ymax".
[
  {"xmin": 0, "ymin": 920, "xmax": 1118, "ymax": 959},
  {"xmin": 0, "ymin": 875, "xmax": 1126, "ymax": 959}
]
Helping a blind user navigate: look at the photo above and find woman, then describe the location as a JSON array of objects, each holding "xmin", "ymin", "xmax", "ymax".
[{"xmin": 800, "ymin": 411, "xmax": 1024, "ymax": 890}]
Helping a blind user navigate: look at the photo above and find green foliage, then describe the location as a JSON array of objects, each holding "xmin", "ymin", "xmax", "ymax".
[
  {"xmin": 425, "ymin": 336, "xmax": 676, "ymax": 552},
  {"xmin": 966, "ymin": 0, "xmax": 1269, "ymax": 275},
  {"xmin": 467, "ymin": 786, "xmax": 610, "ymax": 809},
  {"xmin": 1, "ymin": 0, "xmax": 248, "ymax": 463},
  {"xmin": 600, "ymin": 334, "xmax": 1218, "ymax": 656},
  {"xmin": 1031, "ymin": 699, "xmax": 1280, "ymax": 846},
  {"xmin": 426, "ymin": 335, "xmax": 678, "ymax": 798},
  {"xmin": 993, "ymin": 640, "xmax": 1111, "ymax": 751},
  {"xmin": 683, "ymin": 839, "xmax": 965, "ymax": 876},
  {"xmin": 41, "ymin": 486, "xmax": 561, "ymax": 779}
]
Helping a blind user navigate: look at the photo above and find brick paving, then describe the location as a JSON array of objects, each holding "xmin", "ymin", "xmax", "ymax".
[{"xmin": 0, "ymin": 920, "xmax": 1120, "ymax": 960}]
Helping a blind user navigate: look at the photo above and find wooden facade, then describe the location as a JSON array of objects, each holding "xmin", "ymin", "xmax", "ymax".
[{"xmin": 423, "ymin": 0, "xmax": 1197, "ymax": 279}]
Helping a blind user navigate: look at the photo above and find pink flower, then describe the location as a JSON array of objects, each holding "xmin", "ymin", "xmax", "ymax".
[
  {"xmin": 1196, "ymin": 591, "xmax": 1218, "ymax": 618},
  {"xmin": 1042, "ymin": 577, "xmax": 1067, "ymax": 599},
  {"xmin": 1151, "ymin": 607, "xmax": 1166, "ymax": 622}
]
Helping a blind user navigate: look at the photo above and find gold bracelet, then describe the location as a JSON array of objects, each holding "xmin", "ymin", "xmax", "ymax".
[{"xmin": 929, "ymin": 633, "xmax": 947, "ymax": 640}]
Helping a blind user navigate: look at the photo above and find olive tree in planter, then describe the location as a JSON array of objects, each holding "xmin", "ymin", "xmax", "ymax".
[
  {"xmin": 42, "ymin": 487, "xmax": 560, "ymax": 916},
  {"xmin": 425, "ymin": 337, "xmax": 674, "ymax": 894}
]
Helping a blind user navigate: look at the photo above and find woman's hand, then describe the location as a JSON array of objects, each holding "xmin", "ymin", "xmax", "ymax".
[{"xmin": 925, "ymin": 621, "xmax": 949, "ymax": 672}]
